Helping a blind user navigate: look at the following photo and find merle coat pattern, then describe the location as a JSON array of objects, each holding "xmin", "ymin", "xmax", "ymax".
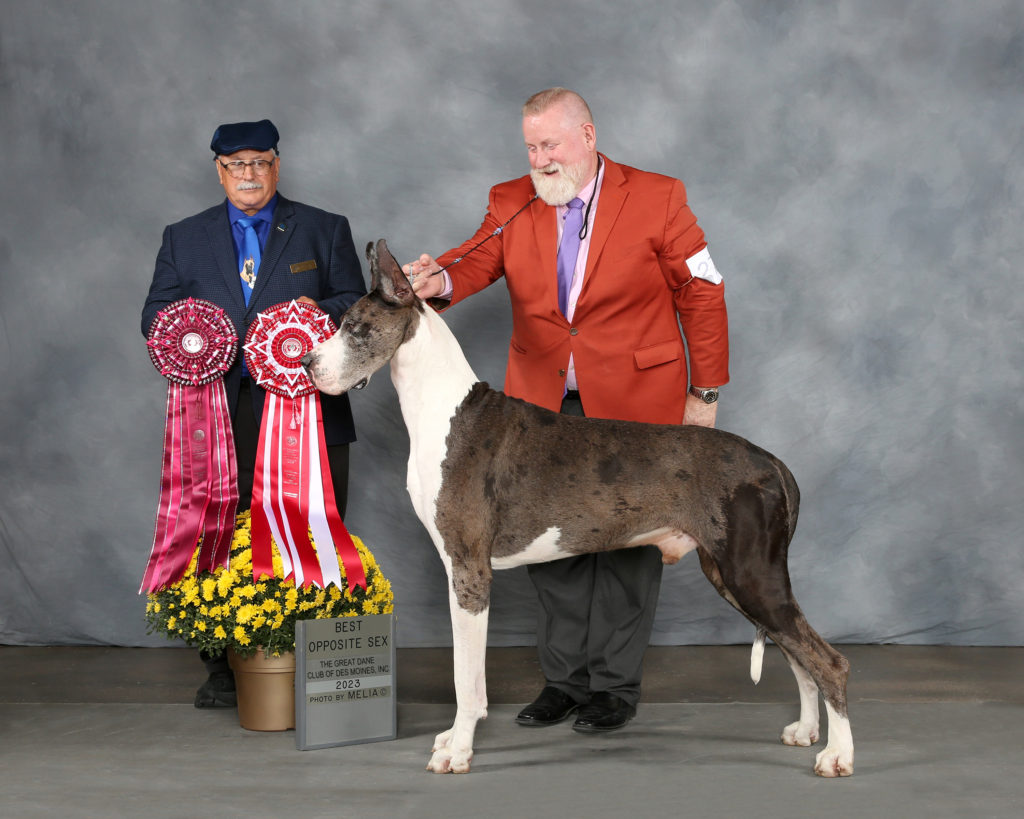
[{"xmin": 302, "ymin": 239, "xmax": 854, "ymax": 777}]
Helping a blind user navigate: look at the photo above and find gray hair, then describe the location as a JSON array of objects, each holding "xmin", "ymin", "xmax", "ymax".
[{"xmin": 522, "ymin": 87, "xmax": 594, "ymax": 125}]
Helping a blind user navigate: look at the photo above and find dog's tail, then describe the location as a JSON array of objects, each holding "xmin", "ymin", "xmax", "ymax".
[{"xmin": 750, "ymin": 627, "xmax": 767, "ymax": 684}]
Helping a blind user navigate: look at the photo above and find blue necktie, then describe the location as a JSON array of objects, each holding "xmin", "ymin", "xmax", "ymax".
[
  {"xmin": 557, "ymin": 198, "xmax": 585, "ymax": 316},
  {"xmin": 236, "ymin": 216, "xmax": 262, "ymax": 307}
]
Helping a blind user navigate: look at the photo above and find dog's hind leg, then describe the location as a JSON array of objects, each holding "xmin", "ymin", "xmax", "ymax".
[
  {"xmin": 696, "ymin": 549, "xmax": 819, "ymax": 741},
  {"xmin": 777, "ymin": 645, "xmax": 821, "ymax": 747},
  {"xmin": 427, "ymin": 557, "xmax": 491, "ymax": 774},
  {"xmin": 696, "ymin": 546, "xmax": 853, "ymax": 777}
]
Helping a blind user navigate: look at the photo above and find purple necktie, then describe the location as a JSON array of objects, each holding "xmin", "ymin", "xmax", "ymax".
[{"xmin": 557, "ymin": 198, "xmax": 585, "ymax": 316}]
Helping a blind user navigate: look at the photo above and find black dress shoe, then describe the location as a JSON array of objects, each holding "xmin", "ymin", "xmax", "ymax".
[
  {"xmin": 194, "ymin": 670, "xmax": 237, "ymax": 708},
  {"xmin": 515, "ymin": 685, "xmax": 581, "ymax": 726},
  {"xmin": 572, "ymin": 691, "xmax": 635, "ymax": 733}
]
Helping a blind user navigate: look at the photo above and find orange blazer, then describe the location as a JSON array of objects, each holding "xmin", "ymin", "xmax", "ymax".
[{"xmin": 437, "ymin": 155, "xmax": 729, "ymax": 424}]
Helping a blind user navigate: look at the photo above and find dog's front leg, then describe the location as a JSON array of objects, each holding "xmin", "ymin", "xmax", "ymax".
[{"xmin": 427, "ymin": 588, "xmax": 489, "ymax": 774}]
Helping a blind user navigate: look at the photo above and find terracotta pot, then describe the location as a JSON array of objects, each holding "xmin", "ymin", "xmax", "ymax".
[{"xmin": 227, "ymin": 648, "xmax": 296, "ymax": 731}]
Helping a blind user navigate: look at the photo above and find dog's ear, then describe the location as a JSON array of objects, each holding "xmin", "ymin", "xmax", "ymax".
[
  {"xmin": 368, "ymin": 238, "xmax": 414, "ymax": 306},
  {"xmin": 366, "ymin": 241, "xmax": 380, "ymax": 291}
]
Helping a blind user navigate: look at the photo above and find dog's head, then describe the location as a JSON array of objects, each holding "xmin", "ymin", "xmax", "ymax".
[{"xmin": 302, "ymin": 238, "xmax": 422, "ymax": 395}]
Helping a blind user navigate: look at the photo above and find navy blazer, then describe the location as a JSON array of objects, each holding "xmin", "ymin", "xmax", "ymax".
[{"xmin": 141, "ymin": 195, "xmax": 367, "ymax": 445}]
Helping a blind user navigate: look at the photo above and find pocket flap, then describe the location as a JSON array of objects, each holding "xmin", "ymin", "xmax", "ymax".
[{"xmin": 634, "ymin": 339, "xmax": 682, "ymax": 370}]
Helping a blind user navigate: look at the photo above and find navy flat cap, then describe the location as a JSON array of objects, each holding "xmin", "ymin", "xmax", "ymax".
[{"xmin": 210, "ymin": 119, "xmax": 280, "ymax": 155}]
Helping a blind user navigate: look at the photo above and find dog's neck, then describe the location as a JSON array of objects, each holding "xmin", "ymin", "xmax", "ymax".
[
  {"xmin": 388, "ymin": 305, "xmax": 478, "ymax": 524},
  {"xmin": 390, "ymin": 305, "xmax": 478, "ymax": 446}
]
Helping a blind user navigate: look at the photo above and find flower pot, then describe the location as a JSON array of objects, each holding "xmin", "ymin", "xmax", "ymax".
[{"xmin": 228, "ymin": 648, "xmax": 296, "ymax": 731}]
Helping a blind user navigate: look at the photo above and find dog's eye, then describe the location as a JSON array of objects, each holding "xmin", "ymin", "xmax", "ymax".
[{"xmin": 348, "ymin": 321, "xmax": 373, "ymax": 340}]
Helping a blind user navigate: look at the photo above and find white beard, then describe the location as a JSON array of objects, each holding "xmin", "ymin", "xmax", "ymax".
[{"xmin": 530, "ymin": 159, "xmax": 590, "ymax": 206}]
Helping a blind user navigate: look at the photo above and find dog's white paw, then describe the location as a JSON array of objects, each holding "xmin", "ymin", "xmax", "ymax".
[
  {"xmin": 814, "ymin": 745, "xmax": 854, "ymax": 777},
  {"xmin": 426, "ymin": 747, "xmax": 472, "ymax": 774},
  {"xmin": 781, "ymin": 719, "xmax": 820, "ymax": 747}
]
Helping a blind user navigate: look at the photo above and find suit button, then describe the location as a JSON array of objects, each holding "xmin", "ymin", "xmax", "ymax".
[
  {"xmin": 569, "ymin": 327, "xmax": 578, "ymax": 336},
  {"xmin": 559, "ymin": 369, "xmax": 566, "ymax": 377}
]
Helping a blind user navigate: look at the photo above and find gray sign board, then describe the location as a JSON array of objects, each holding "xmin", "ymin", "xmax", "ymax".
[{"xmin": 294, "ymin": 614, "xmax": 397, "ymax": 750}]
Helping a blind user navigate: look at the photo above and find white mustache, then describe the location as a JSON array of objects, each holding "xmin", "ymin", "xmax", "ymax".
[{"xmin": 237, "ymin": 181, "xmax": 263, "ymax": 191}]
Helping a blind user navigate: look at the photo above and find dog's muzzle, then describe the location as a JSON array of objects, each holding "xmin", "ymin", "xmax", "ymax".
[{"xmin": 299, "ymin": 352, "xmax": 368, "ymax": 391}]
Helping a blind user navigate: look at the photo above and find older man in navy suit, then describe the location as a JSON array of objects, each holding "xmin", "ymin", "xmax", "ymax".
[{"xmin": 141, "ymin": 119, "xmax": 366, "ymax": 707}]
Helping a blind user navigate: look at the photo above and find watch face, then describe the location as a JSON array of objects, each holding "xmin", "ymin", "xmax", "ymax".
[{"xmin": 702, "ymin": 389, "xmax": 718, "ymax": 404}]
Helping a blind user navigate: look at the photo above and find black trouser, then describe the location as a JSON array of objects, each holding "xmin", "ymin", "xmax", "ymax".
[{"xmin": 525, "ymin": 390, "xmax": 664, "ymax": 708}]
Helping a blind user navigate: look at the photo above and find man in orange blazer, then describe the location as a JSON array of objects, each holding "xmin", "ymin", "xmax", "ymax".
[{"xmin": 407, "ymin": 88, "xmax": 729, "ymax": 732}]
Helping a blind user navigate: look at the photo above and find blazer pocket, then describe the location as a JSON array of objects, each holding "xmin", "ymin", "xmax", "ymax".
[{"xmin": 633, "ymin": 339, "xmax": 682, "ymax": 370}]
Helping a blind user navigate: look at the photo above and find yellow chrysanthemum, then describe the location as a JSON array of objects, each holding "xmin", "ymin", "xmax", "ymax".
[
  {"xmin": 236, "ymin": 584, "xmax": 257, "ymax": 600},
  {"xmin": 145, "ymin": 509, "xmax": 393, "ymax": 659},
  {"xmin": 216, "ymin": 570, "xmax": 237, "ymax": 598}
]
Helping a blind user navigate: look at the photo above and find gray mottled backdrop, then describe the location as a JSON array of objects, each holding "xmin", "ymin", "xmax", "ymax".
[{"xmin": 1, "ymin": 0, "xmax": 1021, "ymax": 648}]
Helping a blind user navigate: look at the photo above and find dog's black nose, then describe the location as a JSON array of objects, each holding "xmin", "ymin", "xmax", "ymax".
[{"xmin": 300, "ymin": 351, "xmax": 313, "ymax": 368}]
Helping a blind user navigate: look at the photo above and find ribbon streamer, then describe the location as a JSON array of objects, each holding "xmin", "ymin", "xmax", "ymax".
[
  {"xmin": 244, "ymin": 300, "xmax": 367, "ymax": 592},
  {"xmin": 141, "ymin": 299, "xmax": 239, "ymax": 593}
]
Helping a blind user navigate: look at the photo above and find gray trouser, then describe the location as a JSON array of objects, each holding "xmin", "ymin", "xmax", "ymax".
[{"xmin": 526, "ymin": 390, "xmax": 664, "ymax": 708}]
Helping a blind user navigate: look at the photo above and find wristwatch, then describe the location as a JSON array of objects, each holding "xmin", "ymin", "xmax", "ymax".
[{"xmin": 688, "ymin": 385, "xmax": 719, "ymax": 404}]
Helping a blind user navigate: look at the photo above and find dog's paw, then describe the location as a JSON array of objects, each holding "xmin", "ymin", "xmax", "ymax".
[
  {"xmin": 781, "ymin": 719, "xmax": 819, "ymax": 747},
  {"xmin": 814, "ymin": 745, "xmax": 854, "ymax": 777},
  {"xmin": 426, "ymin": 747, "xmax": 472, "ymax": 774}
]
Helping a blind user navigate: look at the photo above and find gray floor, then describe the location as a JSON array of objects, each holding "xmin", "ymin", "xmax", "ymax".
[{"xmin": 2, "ymin": 646, "xmax": 1022, "ymax": 818}]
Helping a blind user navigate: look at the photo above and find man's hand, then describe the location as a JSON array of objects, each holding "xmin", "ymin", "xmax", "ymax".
[
  {"xmin": 403, "ymin": 254, "xmax": 445, "ymax": 300},
  {"xmin": 296, "ymin": 296, "xmax": 318, "ymax": 307},
  {"xmin": 682, "ymin": 394, "xmax": 718, "ymax": 428}
]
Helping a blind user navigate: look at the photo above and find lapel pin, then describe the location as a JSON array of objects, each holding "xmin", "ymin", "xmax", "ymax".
[{"xmin": 276, "ymin": 222, "xmax": 287, "ymax": 232}]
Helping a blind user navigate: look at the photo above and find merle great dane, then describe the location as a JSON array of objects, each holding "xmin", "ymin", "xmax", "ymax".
[{"xmin": 302, "ymin": 239, "xmax": 854, "ymax": 777}]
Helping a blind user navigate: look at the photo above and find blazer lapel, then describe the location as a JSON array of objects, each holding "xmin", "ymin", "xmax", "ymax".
[
  {"xmin": 580, "ymin": 155, "xmax": 627, "ymax": 302},
  {"xmin": 207, "ymin": 204, "xmax": 246, "ymax": 312},
  {"xmin": 529, "ymin": 194, "xmax": 561, "ymax": 314},
  {"xmin": 248, "ymin": 196, "xmax": 296, "ymax": 314}
]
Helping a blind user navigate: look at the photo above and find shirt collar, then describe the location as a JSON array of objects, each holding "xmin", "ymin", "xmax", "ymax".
[{"xmin": 227, "ymin": 194, "xmax": 278, "ymax": 225}]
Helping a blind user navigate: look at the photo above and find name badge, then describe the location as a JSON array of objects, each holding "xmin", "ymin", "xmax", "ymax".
[{"xmin": 290, "ymin": 259, "xmax": 318, "ymax": 274}]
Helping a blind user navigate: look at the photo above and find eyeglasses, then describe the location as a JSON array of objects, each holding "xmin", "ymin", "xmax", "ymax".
[{"xmin": 216, "ymin": 157, "xmax": 277, "ymax": 178}]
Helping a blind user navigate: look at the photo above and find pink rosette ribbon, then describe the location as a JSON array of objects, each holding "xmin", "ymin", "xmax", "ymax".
[
  {"xmin": 243, "ymin": 300, "xmax": 367, "ymax": 592},
  {"xmin": 141, "ymin": 298, "xmax": 239, "ymax": 593}
]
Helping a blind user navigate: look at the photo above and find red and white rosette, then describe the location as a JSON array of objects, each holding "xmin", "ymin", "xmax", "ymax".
[
  {"xmin": 140, "ymin": 298, "xmax": 239, "ymax": 592},
  {"xmin": 243, "ymin": 300, "xmax": 367, "ymax": 592}
]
